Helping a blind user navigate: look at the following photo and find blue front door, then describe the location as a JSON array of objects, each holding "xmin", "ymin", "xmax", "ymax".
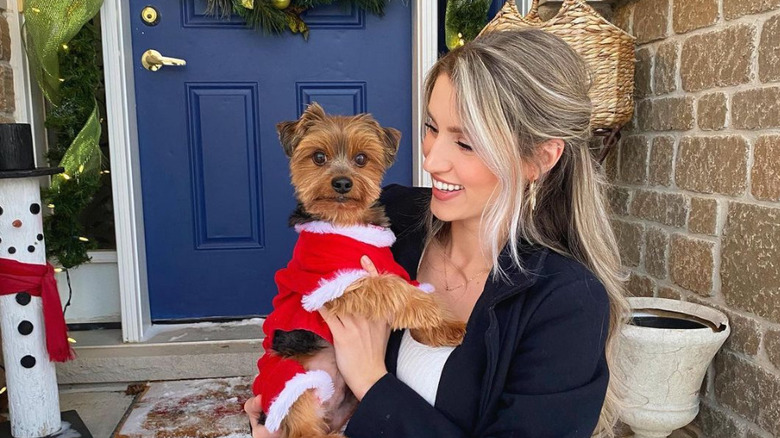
[{"xmin": 129, "ymin": 0, "xmax": 412, "ymax": 321}]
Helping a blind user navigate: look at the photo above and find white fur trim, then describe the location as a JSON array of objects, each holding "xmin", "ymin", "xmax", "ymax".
[
  {"xmin": 418, "ymin": 283, "xmax": 435, "ymax": 293},
  {"xmin": 265, "ymin": 370, "xmax": 335, "ymax": 433},
  {"xmin": 294, "ymin": 221, "xmax": 396, "ymax": 247},
  {"xmin": 302, "ymin": 269, "xmax": 369, "ymax": 311}
]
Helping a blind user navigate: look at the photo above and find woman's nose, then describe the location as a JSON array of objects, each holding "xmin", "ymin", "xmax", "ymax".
[{"xmin": 422, "ymin": 138, "xmax": 450, "ymax": 174}]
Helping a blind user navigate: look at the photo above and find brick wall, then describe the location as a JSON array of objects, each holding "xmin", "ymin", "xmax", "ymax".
[
  {"xmin": 607, "ymin": 0, "xmax": 780, "ymax": 436},
  {"xmin": 0, "ymin": 7, "xmax": 14, "ymax": 122}
]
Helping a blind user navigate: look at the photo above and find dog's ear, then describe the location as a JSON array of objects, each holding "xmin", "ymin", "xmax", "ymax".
[
  {"xmin": 277, "ymin": 103, "xmax": 328, "ymax": 157},
  {"xmin": 381, "ymin": 127, "xmax": 402, "ymax": 166},
  {"xmin": 300, "ymin": 102, "xmax": 326, "ymax": 125},
  {"xmin": 276, "ymin": 120, "xmax": 299, "ymax": 158}
]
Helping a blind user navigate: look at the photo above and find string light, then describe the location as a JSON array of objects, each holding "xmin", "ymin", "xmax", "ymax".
[
  {"xmin": 67, "ymin": 338, "xmax": 77, "ymax": 344},
  {"xmin": 78, "ymin": 237, "xmax": 89, "ymax": 242},
  {"xmin": 31, "ymin": 7, "xmax": 41, "ymax": 13},
  {"xmin": 61, "ymin": 43, "xmax": 69, "ymax": 51},
  {"xmin": 54, "ymin": 268, "xmax": 63, "ymax": 273},
  {"xmin": 47, "ymin": 203, "xmax": 55, "ymax": 209},
  {"xmin": 0, "ymin": 387, "xmax": 5, "ymax": 395},
  {"xmin": 78, "ymin": 164, "xmax": 84, "ymax": 173},
  {"xmin": 100, "ymin": 170, "xmax": 110, "ymax": 174},
  {"xmin": 60, "ymin": 173, "xmax": 71, "ymax": 180}
]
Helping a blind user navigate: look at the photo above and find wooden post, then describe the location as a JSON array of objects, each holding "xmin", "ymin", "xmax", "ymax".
[{"xmin": 0, "ymin": 178, "xmax": 61, "ymax": 437}]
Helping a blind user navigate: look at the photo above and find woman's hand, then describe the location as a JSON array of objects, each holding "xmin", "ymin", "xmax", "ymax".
[
  {"xmin": 319, "ymin": 255, "xmax": 391, "ymax": 401},
  {"xmin": 244, "ymin": 395, "xmax": 280, "ymax": 438}
]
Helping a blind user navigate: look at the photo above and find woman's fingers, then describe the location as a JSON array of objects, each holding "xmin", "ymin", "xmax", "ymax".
[
  {"xmin": 361, "ymin": 255, "xmax": 379, "ymax": 276},
  {"xmin": 319, "ymin": 305, "xmax": 332, "ymax": 322},
  {"xmin": 319, "ymin": 307, "xmax": 347, "ymax": 341},
  {"xmin": 244, "ymin": 395, "xmax": 279, "ymax": 438},
  {"xmin": 318, "ymin": 306, "xmax": 340, "ymax": 327},
  {"xmin": 319, "ymin": 310, "xmax": 390, "ymax": 401},
  {"xmin": 244, "ymin": 394, "xmax": 262, "ymax": 421},
  {"xmin": 251, "ymin": 423, "xmax": 278, "ymax": 438}
]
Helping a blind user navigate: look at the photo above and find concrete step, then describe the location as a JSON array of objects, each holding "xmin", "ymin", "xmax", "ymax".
[{"xmin": 55, "ymin": 320, "xmax": 264, "ymax": 385}]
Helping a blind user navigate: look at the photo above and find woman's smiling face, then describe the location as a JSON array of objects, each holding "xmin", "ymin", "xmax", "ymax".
[{"xmin": 422, "ymin": 74, "xmax": 499, "ymax": 227}]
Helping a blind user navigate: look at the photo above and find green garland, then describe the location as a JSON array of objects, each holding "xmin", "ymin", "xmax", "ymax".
[
  {"xmin": 207, "ymin": 0, "xmax": 390, "ymax": 39},
  {"xmin": 25, "ymin": 0, "xmax": 105, "ymax": 269},
  {"xmin": 43, "ymin": 25, "xmax": 101, "ymax": 165},
  {"xmin": 42, "ymin": 24, "xmax": 104, "ymax": 269},
  {"xmin": 445, "ymin": 0, "xmax": 492, "ymax": 50}
]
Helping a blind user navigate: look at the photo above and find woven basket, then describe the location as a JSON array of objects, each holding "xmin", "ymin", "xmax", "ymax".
[{"xmin": 479, "ymin": 0, "xmax": 636, "ymax": 131}]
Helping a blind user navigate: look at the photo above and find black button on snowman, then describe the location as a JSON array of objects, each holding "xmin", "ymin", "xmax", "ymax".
[
  {"xmin": 2, "ymin": 195, "xmax": 44, "ymax": 372},
  {"xmin": 0, "ymin": 123, "xmax": 73, "ymax": 437},
  {"xmin": 2, "ymin": 205, "xmax": 43, "ymax": 262}
]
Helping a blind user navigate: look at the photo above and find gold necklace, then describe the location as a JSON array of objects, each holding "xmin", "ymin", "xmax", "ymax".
[{"xmin": 440, "ymin": 242, "xmax": 491, "ymax": 292}]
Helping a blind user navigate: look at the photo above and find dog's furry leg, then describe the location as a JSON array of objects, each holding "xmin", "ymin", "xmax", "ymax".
[
  {"xmin": 397, "ymin": 289, "xmax": 466, "ymax": 347},
  {"xmin": 409, "ymin": 321, "xmax": 466, "ymax": 347},
  {"xmin": 280, "ymin": 390, "xmax": 345, "ymax": 438},
  {"xmin": 326, "ymin": 275, "xmax": 465, "ymax": 347},
  {"xmin": 298, "ymin": 344, "xmax": 358, "ymax": 433}
]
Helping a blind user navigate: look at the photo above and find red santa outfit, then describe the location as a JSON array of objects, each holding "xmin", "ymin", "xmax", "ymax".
[{"xmin": 252, "ymin": 221, "xmax": 433, "ymax": 432}]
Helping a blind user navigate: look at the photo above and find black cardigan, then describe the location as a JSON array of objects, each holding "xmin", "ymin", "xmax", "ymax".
[{"xmin": 344, "ymin": 185, "xmax": 611, "ymax": 438}]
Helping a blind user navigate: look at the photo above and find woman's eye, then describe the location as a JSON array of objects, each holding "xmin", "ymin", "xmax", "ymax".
[
  {"xmin": 424, "ymin": 122, "xmax": 438, "ymax": 134},
  {"xmin": 312, "ymin": 151, "xmax": 327, "ymax": 165},
  {"xmin": 456, "ymin": 141, "xmax": 473, "ymax": 151},
  {"xmin": 354, "ymin": 153, "xmax": 367, "ymax": 167}
]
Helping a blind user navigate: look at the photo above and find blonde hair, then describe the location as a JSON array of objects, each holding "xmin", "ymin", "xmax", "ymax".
[{"xmin": 423, "ymin": 29, "xmax": 629, "ymax": 437}]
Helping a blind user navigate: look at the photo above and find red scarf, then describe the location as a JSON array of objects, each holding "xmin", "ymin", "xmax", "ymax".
[{"xmin": 0, "ymin": 258, "xmax": 74, "ymax": 362}]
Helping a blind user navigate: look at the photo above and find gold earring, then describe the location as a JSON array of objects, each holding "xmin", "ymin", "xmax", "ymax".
[{"xmin": 528, "ymin": 180, "xmax": 537, "ymax": 212}]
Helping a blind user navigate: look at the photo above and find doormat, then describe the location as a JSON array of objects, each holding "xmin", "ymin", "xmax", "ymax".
[{"xmin": 114, "ymin": 377, "xmax": 253, "ymax": 438}]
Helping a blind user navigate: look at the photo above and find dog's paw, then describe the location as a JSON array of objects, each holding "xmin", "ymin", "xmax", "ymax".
[{"xmin": 410, "ymin": 320, "xmax": 466, "ymax": 347}]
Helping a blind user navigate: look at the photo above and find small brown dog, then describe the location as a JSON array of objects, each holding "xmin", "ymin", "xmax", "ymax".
[{"xmin": 252, "ymin": 103, "xmax": 464, "ymax": 438}]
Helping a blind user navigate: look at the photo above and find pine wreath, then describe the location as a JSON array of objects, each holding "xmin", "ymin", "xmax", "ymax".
[{"xmin": 207, "ymin": 0, "xmax": 391, "ymax": 39}]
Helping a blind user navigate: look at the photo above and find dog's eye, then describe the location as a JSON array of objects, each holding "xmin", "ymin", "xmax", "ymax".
[
  {"xmin": 312, "ymin": 151, "xmax": 327, "ymax": 166},
  {"xmin": 354, "ymin": 153, "xmax": 367, "ymax": 167}
]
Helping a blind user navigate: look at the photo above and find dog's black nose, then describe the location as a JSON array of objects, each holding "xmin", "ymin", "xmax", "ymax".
[{"xmin": 331, "ymin": 177, "xmax": 353, "ymax": 194}]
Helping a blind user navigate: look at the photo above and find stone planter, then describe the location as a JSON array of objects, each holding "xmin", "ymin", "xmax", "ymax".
[{"xmin": 615, "ymin": 297, "xmax": 730, "ymax": 438}]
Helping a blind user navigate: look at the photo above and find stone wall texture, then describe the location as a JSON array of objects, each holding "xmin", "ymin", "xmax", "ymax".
[
  {"xmin": 0, "ymin": 7, "xmax": 13, "ymax": 122},
  {"xmin": 610, "ymin": 0, "xmax": 780, "ymax": 436}
]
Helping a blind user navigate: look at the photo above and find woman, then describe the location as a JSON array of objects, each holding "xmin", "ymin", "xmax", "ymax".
[{"xmin": 246, "ymin": 28, "xmax": 629, "ymax": 437}]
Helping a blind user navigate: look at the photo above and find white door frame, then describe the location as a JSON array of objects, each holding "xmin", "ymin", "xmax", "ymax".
[{"xmin": 100, "ymin": 1, "xmax": 438, "ymax": 342}]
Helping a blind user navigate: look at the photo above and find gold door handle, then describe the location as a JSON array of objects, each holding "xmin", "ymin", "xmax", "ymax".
[{"xmin": 141, "ymin": 49, "xmax": 187, "ymax": 71}]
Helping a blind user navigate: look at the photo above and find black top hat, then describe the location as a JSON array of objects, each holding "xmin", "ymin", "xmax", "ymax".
[{"xmin": 0, "ymin": 123, "xmax": 63, "ymax": 179}]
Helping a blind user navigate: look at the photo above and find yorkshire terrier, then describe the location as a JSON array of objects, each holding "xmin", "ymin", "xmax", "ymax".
[{"xmin": 251, "ymin": 103, "xmax": 465, "ymax": 438}]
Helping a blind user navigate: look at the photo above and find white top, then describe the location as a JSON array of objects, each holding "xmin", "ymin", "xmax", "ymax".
[{"xmin": 396, "ymin": 329, "xmax": 456, "ymax": 406}]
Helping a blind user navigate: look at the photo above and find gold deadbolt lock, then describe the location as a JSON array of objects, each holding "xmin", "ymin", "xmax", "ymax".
[{"xmin": 141, "ymin": 6, "xmax": 160, "ymax": 26}]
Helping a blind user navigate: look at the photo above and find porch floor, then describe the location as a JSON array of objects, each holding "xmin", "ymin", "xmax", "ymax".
[
  {"xmin": 54, "ymin": 381, "xmax": 702, "ymax": 438},
  {"xmin": 59, "ymin": 383, "xmax": 136, "ymax": 437},
  {"xmin": 4, "ymin": 319, "xmax": 703, "ymax": 437}
]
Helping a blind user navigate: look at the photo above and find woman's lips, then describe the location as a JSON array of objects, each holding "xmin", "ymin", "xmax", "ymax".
[{"xmin": 432, "ymin": 186, "xmax": 463, "ymax": 201}]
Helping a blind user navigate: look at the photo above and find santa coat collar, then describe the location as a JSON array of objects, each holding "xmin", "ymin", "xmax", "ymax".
[{"xmin": 294, "ymin": 221, "xmax": 396, "ymax": 248}]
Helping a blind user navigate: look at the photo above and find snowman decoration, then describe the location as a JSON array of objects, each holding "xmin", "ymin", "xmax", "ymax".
[{"xmin": 0, "ymin": 123, "xmax": 74, "ymax": 437}]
